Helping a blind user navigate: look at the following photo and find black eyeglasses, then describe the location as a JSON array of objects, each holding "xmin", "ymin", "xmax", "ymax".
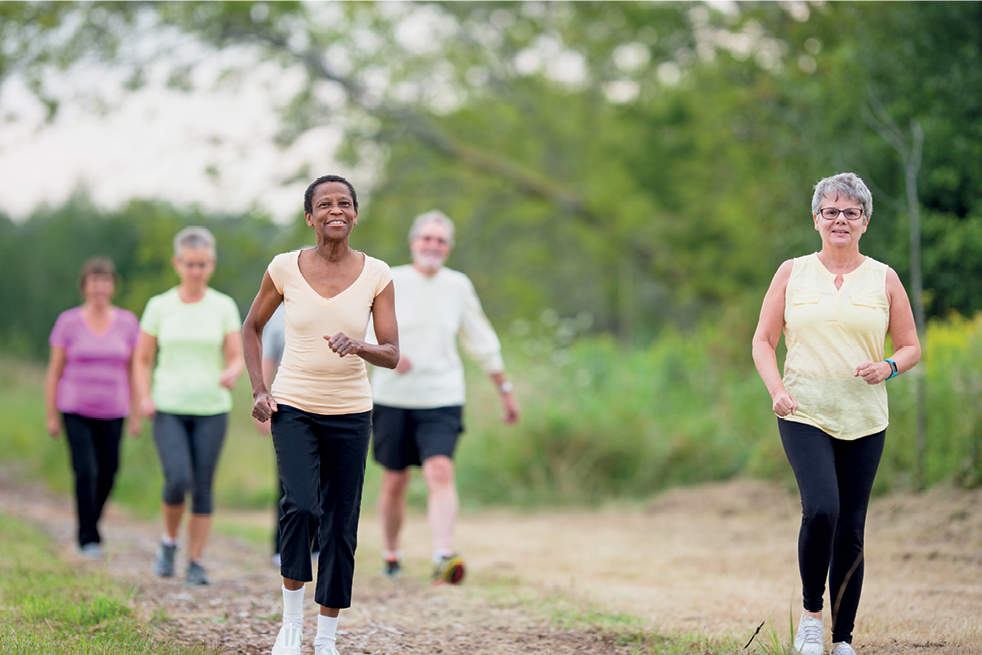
[{"xmin": 818, "ymin": 207, "xmax": 864, "ymax": 221}]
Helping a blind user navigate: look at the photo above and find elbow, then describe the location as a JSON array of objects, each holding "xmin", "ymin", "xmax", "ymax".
[{"xmin": 383, "ymin": 346, "xmax": 400, "ymax": 369}]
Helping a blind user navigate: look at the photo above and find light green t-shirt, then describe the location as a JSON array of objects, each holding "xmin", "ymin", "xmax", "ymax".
[{"xmin": 140, "ymin": 287, "xmax": 241, "ymax": 415}]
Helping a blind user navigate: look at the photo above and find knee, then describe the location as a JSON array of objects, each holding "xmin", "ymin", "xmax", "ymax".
[
  {"xmin": 380, "ymin": 470, "xmax": 410, "ymax": 501},
  {"xmin": 803, "ymin": 502, "xmax": 839, "ymax": 531},
  {"xmin": 163, "ymin": 475, "xmax": 192, "ymax": 503},
  {"xmin": 422, "ymin": 456, "xmax": 455, "ymax": 489},
  {"xmin": 282, "ymin": 491, "xmax": 320, "ymax": 520}
]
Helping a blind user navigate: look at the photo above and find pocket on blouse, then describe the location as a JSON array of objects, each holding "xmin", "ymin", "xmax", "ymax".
[
  {"xmin": 792, "ymin": 292, "xmax": 821, "ymax": 304},
  {"xmin": 851, "ymin": 294, "xmax": 878, "ymax": 308}
]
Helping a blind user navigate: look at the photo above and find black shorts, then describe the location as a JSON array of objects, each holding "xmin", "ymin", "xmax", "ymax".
[{"xmin": 371, "ymin": 404, "xmax": 464, "ymax": 470}]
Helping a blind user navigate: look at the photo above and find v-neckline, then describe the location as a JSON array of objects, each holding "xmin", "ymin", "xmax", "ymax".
[
  {"xmin": 292, "ymin": 250, "xmax": 368, "ymax": 305},
  {"xmin": 81, "ymin": 308, "xmax": 116, "ymax": 337}
]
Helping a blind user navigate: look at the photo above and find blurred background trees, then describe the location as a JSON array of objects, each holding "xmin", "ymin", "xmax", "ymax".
[{"xmin": 1, "ymin": 2, "xmax": 980, "ymax": 498}]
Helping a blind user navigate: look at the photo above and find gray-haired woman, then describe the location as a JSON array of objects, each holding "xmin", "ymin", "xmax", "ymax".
[
  {"xmin": 752, "ymin": 173, "xmax": 920, "ymax": 655},
  {"xmin": 133, "ymin": 226, "xmax": 244, "ymax": 586}
]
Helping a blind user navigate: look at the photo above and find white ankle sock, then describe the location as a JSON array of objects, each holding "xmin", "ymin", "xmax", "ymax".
[
  {"xmin": 314, "ymin": 614, "xmax": 339, "ymax": 651},
  {"xmin": 432, "ymin": 548, "xmax": 453, "ymax": 563},
  {"xmin": 161, "ymin": 535, "xmax": 178, "ymax": 547},
  {"xmin": 282, "ymin": 585, "xmax": 305, "ymax": 623}
]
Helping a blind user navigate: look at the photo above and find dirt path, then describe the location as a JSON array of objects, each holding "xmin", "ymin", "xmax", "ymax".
[{"xmin": 2, "ymin": 474, "xmax": 980, "ymax": 654}]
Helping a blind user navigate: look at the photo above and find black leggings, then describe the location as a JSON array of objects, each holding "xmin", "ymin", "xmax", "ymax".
[
  {"xmin": 272, "ymin": 405, "xmax": 371, "ymax": 609},
  {"xmin": 62, "ymin": 413, "xmax": 124, "ymax": 547},
  {"xmin": 779, "ymin": 419, "xmax": 885, "ymax": 645},
  {"xmin": 152, "ymin": 412, "xmax": 228, "ymax": 514}
]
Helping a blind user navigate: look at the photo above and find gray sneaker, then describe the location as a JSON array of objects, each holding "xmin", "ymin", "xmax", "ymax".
[
  {"xmin": 154, "ymin": 542, "xmax": 177, "ymax": 577},
  {"xmin": 794, "ymin": 613, "xmax": 825, "ymax": 655},
  {"xmin": 831, "ymin": 643, "xmax": 856, "ymax": 655},
  {"xmin": 186, "ymin": 560, "xmax": 209, "ymax": 586},
  {"xmin": 79, "ymin": 542, "xmax": 104, "ymax": 560}
]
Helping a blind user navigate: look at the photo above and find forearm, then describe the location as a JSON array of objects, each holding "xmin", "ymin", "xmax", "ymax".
[
  {"xmin": 357, "ymin": 341, "xmax": 400, "ymax": 369},
  {"xmin": 888, "ymin": 343, "xmax": 921, "ymax": 376},
  {"xmin": 752, "ymin": 339, "xmax": 786, "ymax": 398},
  {"xmin": 43, "ymin": 372, "xmax": 59, "ymax": 420},
  {"xmin": 132, "ymin": 359, "xmax": 153, "ymax": 402}
]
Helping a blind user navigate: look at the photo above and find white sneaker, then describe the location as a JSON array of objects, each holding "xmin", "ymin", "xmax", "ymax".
[
  {"xmin": 271, "ymin": 621, "xmax": 302, "ymax": 655},
  {"xmin": 794, "ymin": 613, "xmax": 825, "ymax": 655},
  {"xmin": 831, "ymin": 643, "xmax": 856, "ymax": 655},
  {"xmin": 314, "ymin": 646, "xmax": 340, "ymax": 655}
]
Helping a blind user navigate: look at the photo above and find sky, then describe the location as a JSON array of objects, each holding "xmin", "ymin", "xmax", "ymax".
[
  {"xmin": 0, "ymin": 1, "xmax": 751, "ymax": 225},
  {"xmin": 0, "ymin": 69, "xmax": 343, "ymax": 224}
]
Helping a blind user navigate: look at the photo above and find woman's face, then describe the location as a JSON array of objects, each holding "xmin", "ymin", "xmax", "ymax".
[
  {"xmin": 410, "ymin": 221, "xmax": 452, "ymax": 273},
  {"xmin": 305, "ymin": 181, "xmax": 358, "ymax": 242},
  {"xmin": 172, "ymin": 246, "xmax": 215, "ymax": 288},
  {"xmin": 814, "ymin": 194, "xmax": 869, "ymax": 247},
  {"xmin": 82, "ymin": 274, "xmax": 116, "ymax": 306}
]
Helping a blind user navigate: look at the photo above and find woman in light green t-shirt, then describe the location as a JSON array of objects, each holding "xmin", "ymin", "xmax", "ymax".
[{"xmin": 134, "ymin": 226, "xmax": 243, "ymax": 586}]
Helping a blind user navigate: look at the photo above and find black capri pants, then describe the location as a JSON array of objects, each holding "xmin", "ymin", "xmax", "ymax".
[
  {"xmin": 152, "ymin": 412, "xmax": 228, "ymax": 514},
  {"xmin": 271, "ymin": 404, "xmax": 371, "ymax": 609},
  {"xmin": 779, "ymin": 419, "xmax": 885, "ymax": 645}
]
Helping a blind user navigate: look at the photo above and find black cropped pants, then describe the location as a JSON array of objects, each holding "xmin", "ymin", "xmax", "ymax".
[{"xmin": 271, "ymin": 405, "xmax": 371, "ymax": 609}]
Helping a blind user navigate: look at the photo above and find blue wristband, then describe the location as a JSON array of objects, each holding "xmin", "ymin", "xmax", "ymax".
[{"xmin": 885, "ymin": 358, "xmax": 898, "ymax": 379}]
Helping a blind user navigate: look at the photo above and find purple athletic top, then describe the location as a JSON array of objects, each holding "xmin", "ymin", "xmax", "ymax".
[{"xmin": 49, "ymin": 306, "xmax": 140, "ymax": 419}]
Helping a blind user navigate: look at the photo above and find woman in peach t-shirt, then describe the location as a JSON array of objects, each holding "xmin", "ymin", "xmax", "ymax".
[{"xmin": 243, "ymin": 175, "xmax": 399, "ymax": 655}]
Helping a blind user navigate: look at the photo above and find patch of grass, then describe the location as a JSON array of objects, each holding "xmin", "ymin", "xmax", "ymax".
[{"xmin": 0, "ymin": 512, "xmax": 220, "ymax": 655}]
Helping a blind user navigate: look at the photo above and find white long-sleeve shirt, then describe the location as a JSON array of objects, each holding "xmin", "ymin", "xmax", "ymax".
[{"xmin": 371, "ymin": 264, "xmax": 505, "ymax": 409}]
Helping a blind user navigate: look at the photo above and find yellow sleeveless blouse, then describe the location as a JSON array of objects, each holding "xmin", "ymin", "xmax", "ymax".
[{"xmin": 782, "ymin": 253, "xmax": 890, "ymax": 440}]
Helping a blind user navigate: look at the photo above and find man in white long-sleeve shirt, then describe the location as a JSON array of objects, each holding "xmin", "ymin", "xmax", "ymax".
[{"xmin": 372, "ymin": 210, "xmax": 520, "ymax": 585}]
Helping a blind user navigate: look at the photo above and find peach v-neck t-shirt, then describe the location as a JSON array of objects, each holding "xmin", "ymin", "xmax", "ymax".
[
  {"xmin": 267, "ymin": 250, "xmax": 392, "ymax": 416},
  {"xmin": 782, "ymin": 253, "xmax": 890, "ymax": 440}
]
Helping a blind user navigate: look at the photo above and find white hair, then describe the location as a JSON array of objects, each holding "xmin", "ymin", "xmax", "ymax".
[
  {"xmin": 173, "ymin": 226, "xmax": 216, "ymax": 258},
  {"xmin": 408, "ymin": 210, "xmax": 455, "ymax": 248}
]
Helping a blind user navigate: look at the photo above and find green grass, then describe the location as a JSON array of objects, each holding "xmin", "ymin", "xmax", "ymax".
[{"xmin": 0, "ymin": 512, "xmax": 220, "ymax": 655}]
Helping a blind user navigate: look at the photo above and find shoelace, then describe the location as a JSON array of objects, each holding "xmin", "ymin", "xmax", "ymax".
[{"xmin": 800, "ymin": 620, "xmax": 823, "ymax": 644}]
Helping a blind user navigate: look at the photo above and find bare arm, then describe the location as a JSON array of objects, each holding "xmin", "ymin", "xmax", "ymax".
[
  {"xmin": 219, "ymin": 329, "xmax": 244, "ymax": 390},
  {"xmin": 126, "ymin": 353, "xmax": 142, "ymax": 437},
  {"xmin": 489, "ymin": 371, "xmax": 520, "ymax": 424},
  {"xmin": 325, "ymin": 280, "xmax": 400, "ymax": 369},
  {"xmin": 855, "ymin": 267, "xmax": 921, "ymax": 384},
  {"xmin": 242, "ymin": 272, "xmax": 283, "ymax": 423},
  {"xmin": 133, "ymin": 331, "xmax": 158, "ymax": 418},
  {"xmin": 44, "ymin": 346, "xmax": 67, "ymax": 437},
  {"xmin": 751, "ymin": 260, "xmax": 797, "ymax": 417}
]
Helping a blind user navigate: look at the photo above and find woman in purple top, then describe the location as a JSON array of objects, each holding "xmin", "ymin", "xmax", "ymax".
[{"xmin": 44, "ymin": 258, "xmax": 141, "ymax": 559}]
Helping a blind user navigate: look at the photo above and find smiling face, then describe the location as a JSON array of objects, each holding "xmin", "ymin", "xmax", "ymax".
[
  {"xmin": 82, "ymin": 273, "xmax": 116, "ymax": 308},
  {"xmin": 172, "ymin": 246, "xmax": 215, "ymax": 289},
  {"xmin": 305, "ymin": 181, "xmax": 358, "ymax": 243},
  {"xmin": 410, "ymin": 220, "xmax": 452, "ymax": 274},
  {"xmin": 814, "ymin": 193, "xmax": 869, "ymax": 248}
]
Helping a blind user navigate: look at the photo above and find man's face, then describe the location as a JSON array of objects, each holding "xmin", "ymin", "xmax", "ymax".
[{"xmin": 410, "ymin": 221, "xmax": 452, "ymax": 273}]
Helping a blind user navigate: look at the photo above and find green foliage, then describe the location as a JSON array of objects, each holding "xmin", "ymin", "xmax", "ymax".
[
  {"xmin": 0, "ymin": 512, "xmax": 219, "ymax": 655},
  {"xmin": 0, "ymin": 196, "xmax": 300, "ymax": 359}
]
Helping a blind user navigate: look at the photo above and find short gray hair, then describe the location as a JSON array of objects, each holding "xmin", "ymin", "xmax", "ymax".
[
  {"xmin": 173, "ymin": 226, "xmax": 216, "ymax": 258},
  {"xmin": 811, "ymin": 172, "xmax": 873, "ymax": 221},
  {"xmin": 408, "ymin": 210, "xmax": 455, "ymax": 248}
]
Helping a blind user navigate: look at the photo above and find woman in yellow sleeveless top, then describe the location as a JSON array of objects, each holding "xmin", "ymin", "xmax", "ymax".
[{"xmin": 752, "ymin": 173, "xmax": 920, "ymax": 655}]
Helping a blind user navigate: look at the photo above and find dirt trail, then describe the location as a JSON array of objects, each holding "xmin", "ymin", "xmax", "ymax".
[{"xmin": 2, "ymin": 474, "xmax": 980, "ymax": 654}]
